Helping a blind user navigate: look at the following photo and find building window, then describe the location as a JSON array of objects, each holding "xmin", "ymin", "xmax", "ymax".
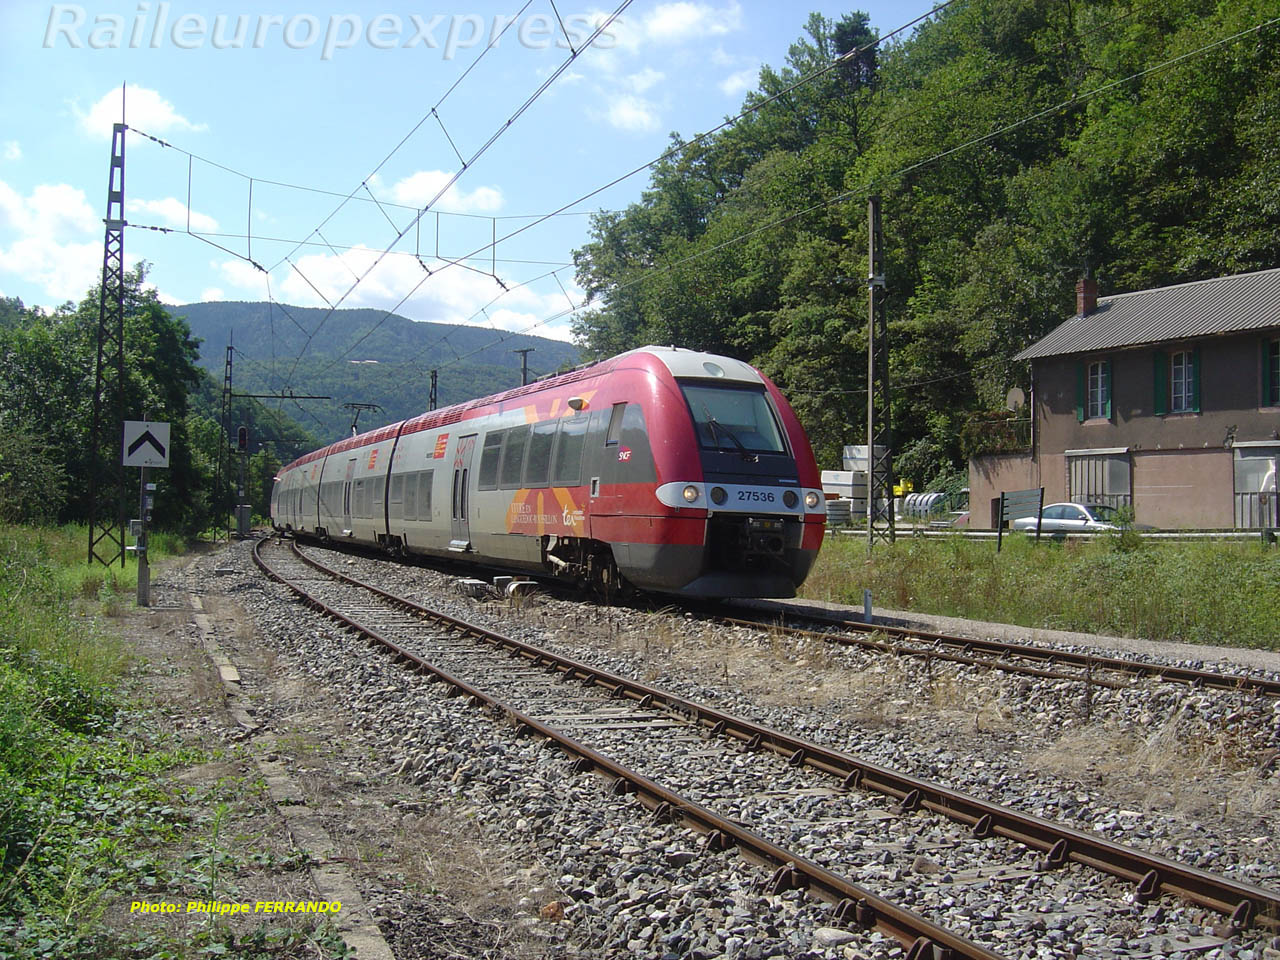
[
  {"xmin": 1170, "ymin": 351, "xmax": 1193, "ymax": 413},
  {"xmin": 1087, "ymin": 360, "xmax": 1110, "ymax": 420}
]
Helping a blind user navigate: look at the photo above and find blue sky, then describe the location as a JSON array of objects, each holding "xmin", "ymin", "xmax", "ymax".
[{"xmin": 0, "ymin": 1, "xmax": 937, "ymax": 343}]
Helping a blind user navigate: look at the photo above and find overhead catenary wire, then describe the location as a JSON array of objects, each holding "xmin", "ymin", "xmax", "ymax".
[
  {"xmin": 133, "ymin": 0, "xmax": 959, "ymax": 414},
  {"xmin": 271, "ymin": 0, "xmax": 634, "ymax": 397},
  {"xmin": 422, "ymin": 11, "xmax": 1280, "ymax": 376},
  {"xmin": 124, "ymin": 222, "xmax": 575, "ymax": 268},
  {"xmin": 304, "ymin": 0, "xmax": 963, "ymax": 383},
  {"xmin": 376, "ymin": 0, "xmax": 1214, "ymax": 377}
]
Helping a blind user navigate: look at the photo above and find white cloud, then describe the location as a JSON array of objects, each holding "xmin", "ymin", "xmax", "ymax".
[
  {"xmin": 126, "ymin": 197, "xmax": 218, "ymax": 233},
  {"xmin": 0, "ymin": 180, "xmax": 104, "ymax": 301},
  {"xmin": 77, "ymin": 84, "xmax": 206, "ymax": 140},
  {"xmin": 199, "ymin": 287, "xmax": 225, "ymax": 301},
  {"xmin": 606, "ymin": 94, "xmax": 661, "ymax": 133},
  {"xmin": 644, "ymin": 1, "xmax": 743, "ymax": 43},
  {"xmin": 2, "ymin": 142, "xmax": 19, "ymax": 161},
  {"xmin": 627, "ymin": 67, "xmax": 664, "ymax": 94},
  {"xmin": 719, "ymin": 67, "xmax": 758, "ymax": 98},
  {"xmin": 374, "ymin": 171, "xmax": 503, "ymax": 215},
  {"xmin": 594, "ymin": 0, "xmax": 741, "ymax": 60},
  {"xmin": 218, "ymin": 259, "xmax": 269, "ymax": 295}
]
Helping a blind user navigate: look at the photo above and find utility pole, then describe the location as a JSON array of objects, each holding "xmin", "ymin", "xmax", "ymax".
[
  {"xmin": 514, "ymin": 347, "xmax": 534, "ymax": 386},
  {"xmin": 135, "ymin": 409, "xmax": 155, "ymax": 606},
  {"xmin": 88, "ymin": 104, "xmax": 128, "ymax": 567},
  {"xmin": 429, "ymin": 369, "xmax": 438, "ymax": 410},
  {"xmin": 215, "ymin": 336, "xmax": 233, "ymax": 540},
  {"xmin": 866, "ymin": 195, "xmax": 895, "ymax": 546}
]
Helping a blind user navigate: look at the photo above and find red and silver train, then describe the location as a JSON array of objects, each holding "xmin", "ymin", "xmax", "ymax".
[{"xmin": 271, "ymin": 346, "xmax": 824, "ymax": 598}]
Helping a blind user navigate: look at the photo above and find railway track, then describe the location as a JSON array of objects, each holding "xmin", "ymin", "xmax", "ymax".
[
  {"xmin": 713, "ymin": 605, "xmax": 1280, "ymax": 698},
  {"xmin": 253, "ymin": 536, "xmax": 1279, "ymax": 958}
]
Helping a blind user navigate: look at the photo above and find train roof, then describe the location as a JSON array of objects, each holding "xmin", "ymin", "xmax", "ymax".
[{"xmin": 279, "ymin": 345, "xmax": 764, "ymax": 474}]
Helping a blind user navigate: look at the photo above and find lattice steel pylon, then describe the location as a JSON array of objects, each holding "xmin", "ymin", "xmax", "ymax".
[
  {"xmin": 87, "ymin": 121, "xmax": 128, "ymax": 567},
  {"xmin": 866, "ymin": 195, "xmax": 895, "ymax": 546}
]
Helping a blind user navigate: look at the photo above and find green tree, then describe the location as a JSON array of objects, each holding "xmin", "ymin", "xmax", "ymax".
[{"xmin": 571, "ymin": 2, "xmax": 1280, "ymax": 478}]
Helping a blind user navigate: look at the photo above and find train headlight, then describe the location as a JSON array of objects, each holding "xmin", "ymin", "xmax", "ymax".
[
  {"xmin": 783, "ymin": 490, "xmax": 798, "ymax": 508},
  {"xmin": 710, "ymin": 486, "xmax": 727, "ymax": 505},
  {"xmin": 804, "ymin": 491, "xmax": 821, "ymax": 508},
  {"xmin": 682, "ymin": 484, "xmax": 700, "ymax": 503}
]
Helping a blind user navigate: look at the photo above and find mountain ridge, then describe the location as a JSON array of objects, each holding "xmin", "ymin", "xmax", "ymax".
[{"xmin": 175, "ymin": 300, "xmax": 580, "ymax": 443}]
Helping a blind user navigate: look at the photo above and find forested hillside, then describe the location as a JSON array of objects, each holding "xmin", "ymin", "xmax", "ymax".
[
  {"xmin": 177, "ymin": 301, "xmax": 580, "ymax": 442},
  {"xmin": 572, "ymin": 0, "xmax": 1280, "ymax": 482},
  {"xmin": 0, "ymin": 273, "xmax": 316, "ymax": 532}
]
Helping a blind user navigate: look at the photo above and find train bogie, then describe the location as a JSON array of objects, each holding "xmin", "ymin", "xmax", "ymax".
[{"xmin": 272, "ymin": 346, "xmax": 824, "ymax": 598}]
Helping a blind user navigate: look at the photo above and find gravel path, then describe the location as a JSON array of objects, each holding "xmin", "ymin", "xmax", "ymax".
[{"xmin": 262, "ymin": 540, "xmax": 1280, "ymax": 960}]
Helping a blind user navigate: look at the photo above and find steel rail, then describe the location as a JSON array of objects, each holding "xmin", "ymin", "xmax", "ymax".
[
  {"xmin": 269, "ymin": 539, "xmax": 1280, "ymax": 935},
  {"xmin": 253, "ymin": 537, "xmax": 1001, "ymax": 960},
  {"xmin": 726, "ymin": 606, "xmax": 1280, "ymax": 698}
]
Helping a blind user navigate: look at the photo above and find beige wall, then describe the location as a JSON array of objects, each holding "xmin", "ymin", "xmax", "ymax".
[
  {"xmin": 1132, "ymin": 449, "xmax": 1233, "ymax": 528},
  {"xmin": 968, "ymin": 453, "xmax": 1037, "ymax": 529},
  {"xmin": 1028, "ymin": 329, "xmax": 1279, "ymax": 528},
  {"xmin": 1034, "ymin": 331, "xmax": 1280, "ymax": 455}
]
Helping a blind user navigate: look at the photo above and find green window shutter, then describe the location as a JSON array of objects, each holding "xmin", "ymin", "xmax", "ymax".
[
  {"xmin": 1104, "ymin": 360, "xmax": 1112, "ymax": 420},
  {"xmin": 1191, "ymin": 347, "xmax": 1201, "ymax": 413},
  {"xmin": 1264, "ymin": 339, "xmax": 1275, "ymax": 406},
  {"xmin": 1153, "ymin": 351, "xmax": 1167, "ymax": 416},
  {"xmin": 1075, "ymin": 361, "xmax": 1085, "ymax": 422}
]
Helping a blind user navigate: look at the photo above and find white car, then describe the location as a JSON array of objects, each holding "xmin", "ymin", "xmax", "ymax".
[{"xmin": 1012, "ymin": 502, "xmax": 1130, "ymax": 533}]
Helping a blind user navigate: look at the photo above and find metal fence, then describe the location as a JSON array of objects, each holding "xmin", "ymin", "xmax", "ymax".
[{"xmin": 1235, "ymin": 492, "xmax": 1278, "ymax": 529}]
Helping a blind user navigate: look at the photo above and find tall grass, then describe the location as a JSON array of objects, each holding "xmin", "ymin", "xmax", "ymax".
[
  {"xmin": 803, "ymin": 533, "xmax": 1280, "ymax": 650},
  {"xmin": 0, "ymin": 522, "xmax": 198, "ymax": 953}
]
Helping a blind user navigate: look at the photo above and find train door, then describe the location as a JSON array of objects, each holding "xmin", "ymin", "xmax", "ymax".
[
  {"xmin": 450, "ymin": 434, "xmax": 477, "ymax": 551},
  {"xmin": 342, "ymin": 457, "xmax": 357, "ymax": 533}
]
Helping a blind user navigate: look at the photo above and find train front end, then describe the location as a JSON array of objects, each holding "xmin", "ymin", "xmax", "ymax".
[{"xmin": 617, "ymin": 347, "xmax": 825, "ymax": 598}]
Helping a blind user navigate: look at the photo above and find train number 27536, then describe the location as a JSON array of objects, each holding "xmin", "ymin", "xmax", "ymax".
[{"xmin": 737, "ymin": 490, "xmax": 775, "ymax": 502}]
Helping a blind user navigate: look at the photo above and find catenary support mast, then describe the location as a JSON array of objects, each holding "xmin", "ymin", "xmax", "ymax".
[
  {"xmin": 88, "ymin": 117, "xmax": 128, "ymax": 566},
  {"xmin": 867, "ymin": 195, "xmax": 895, "ymax": 546}
]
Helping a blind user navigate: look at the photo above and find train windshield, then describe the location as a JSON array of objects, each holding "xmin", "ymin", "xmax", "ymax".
[{"xmin": 679, "ymin": 382, "xmax": 787, "ymax": 454}]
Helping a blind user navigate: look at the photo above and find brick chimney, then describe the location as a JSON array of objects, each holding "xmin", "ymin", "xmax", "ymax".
[{"xmin": 1076, "ymin": 275, "xmax": 1098, "ymax": 316}]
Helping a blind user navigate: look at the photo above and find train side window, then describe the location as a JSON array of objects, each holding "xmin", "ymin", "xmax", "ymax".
[
  {"xmin": 552, "ymin": 416, "xmax": 589, "ymax": 486},
  {"xmin": 605, "ymin": 402, "xmax": 626, "ymax": 445},
  {"xmin": 500, "ymin": 425, "xmax": 530, "ymax": 488},
  {"xmin": 418, "ymin": 470, "xmax": 434, "ymax": 519},
  {"xmin": 478, "ymin": 431, "xmax": 504, "ymax": 490},
  {"xmin": 524, "ymin": 421, "xmax": 557, "ymax": 487},
  {"xmin": 403, "ymin": 472, "xmax": 417, "ymax": 520},
  {"xmin": 389, "ymin": 474, "xmax": 404, "ymax": 520},
  {"xmin": 354, "ymin": 479, "xmax": 366, "ymax": 518}
]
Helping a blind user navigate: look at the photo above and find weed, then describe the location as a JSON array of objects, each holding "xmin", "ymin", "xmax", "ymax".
[{"xmin": 805, "ymin": 536, "xmax": 1280, "ymax": 649}]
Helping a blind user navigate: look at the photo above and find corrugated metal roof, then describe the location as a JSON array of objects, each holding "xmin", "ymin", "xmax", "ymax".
[{"xmin": 1014, "ymin": 267, "xmax": 1280, "ymax": 361}]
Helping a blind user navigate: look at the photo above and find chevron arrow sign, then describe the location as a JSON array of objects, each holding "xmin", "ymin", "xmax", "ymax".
[{"xmin": 122, "ymin": 421, "xmax": 170, "ymax": 468}]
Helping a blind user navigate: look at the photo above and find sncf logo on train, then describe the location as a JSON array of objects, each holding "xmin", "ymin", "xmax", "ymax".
[{"xmin": 617, "ymin": 447, "xmax": 632, "ymax": 462}]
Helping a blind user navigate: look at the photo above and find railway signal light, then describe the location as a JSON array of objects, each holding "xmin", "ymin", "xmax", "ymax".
[{"xmin": 237, "ymin": 425, "xmax": 248, "ymax": 453}]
